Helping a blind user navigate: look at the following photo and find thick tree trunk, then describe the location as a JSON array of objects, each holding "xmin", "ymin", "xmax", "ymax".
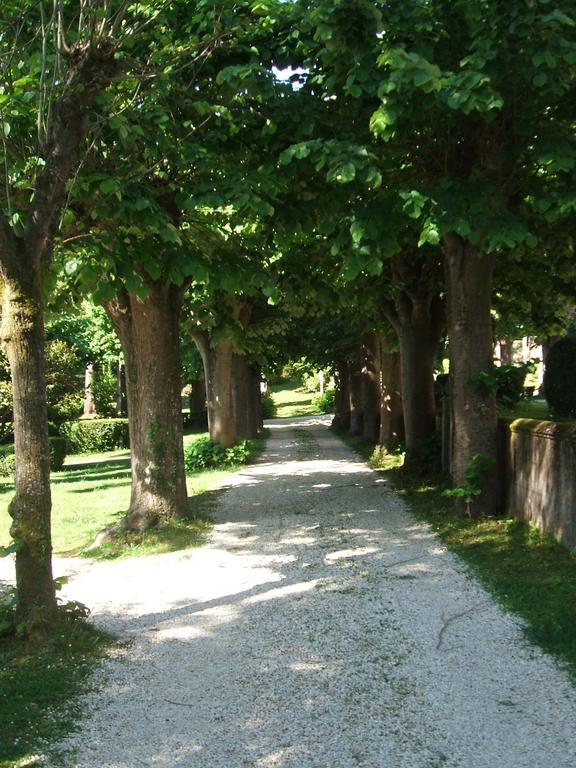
[
  {"xmin": 383, "ymin": 293, "xmax": 444, "ymax": 467},
  {"xmin": 188, "ymin": 377, "xmax": 207, "ymax": 419},
  {"xmin": 192, "ymin": 333, "xmax": 237, "ymax": 448},
  {"xmin": 233, "ymin": 354, "xmax": 259, "ymax": 439},
  {"xmin": 361, "ymin": 334, "xmax": 381, "ymax": 444},
  {"xmin": 443, "ymin": 234, "xmax": 499, "ymax": 517},
  {"xmin": 1, "ymin": 275, "xmax": 57, "ymax": 626},
  {"xmin": 379, "ymin": 334, "xmax": 404, "ymax": 448},
  {"xmin": 396, "ymin": 325, "xmax": 438, "ymax": 466},
  {"xmin": 105, "ymin": 283, "xmax": 188, "ymax": 531},
  {"xmin": 333, "ymin": 362, "xmax": 351, "ymax": 430},
  {"xmin": 348, "ymin": 358, "xmax": 364, "ymax": 436}
]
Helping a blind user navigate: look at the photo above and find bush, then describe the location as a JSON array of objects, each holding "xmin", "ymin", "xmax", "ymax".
[
  {"xmin": 0, "ymin": 437, "xmax": 68, "ymax": 477},
  {"xmin": 184, "ymin": 436, "xmax": 251, "ymax": 472},
  {"xmin": 261, "ymin": 392, "xmax": 277, "ymax": 419},
  {"xmin": 494, "ymin": 363, "xmax": 533, "ymax": 408},
  {"xmin": 312, "ymin": 388, "xmax": 336, "ymax": 414},
  {"xmin": 544, "ymin": 336, "xmax": 576, "ymax": 418},
  {"xmin": 0, "ymin": 445, "xmax": 15, "ymax": 477},
  {"xmin": 60, "ymin": 418, "xmax": 129, "ymax": 454},
  {"xmin": 49, "ymin": 437, "xmax": 67, "ymax": 471}
]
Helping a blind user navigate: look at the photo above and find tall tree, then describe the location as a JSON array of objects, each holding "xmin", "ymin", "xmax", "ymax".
[{"xmin": 0, "ymin": 1, "xmax": 128, "ymax": 629}]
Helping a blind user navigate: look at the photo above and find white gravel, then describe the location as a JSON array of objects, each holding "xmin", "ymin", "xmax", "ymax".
[{"xmin": 5, "ymin": 415, "xmax": 576, "ymax": 767}]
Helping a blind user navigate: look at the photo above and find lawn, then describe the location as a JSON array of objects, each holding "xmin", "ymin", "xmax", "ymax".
[
  {"xmin": 270, "ymin": 382, "xmax": 319, "ymax": 418},
  {"xmin": 0, "ymin": 431, "xmax": 252, "ymax": 557}
]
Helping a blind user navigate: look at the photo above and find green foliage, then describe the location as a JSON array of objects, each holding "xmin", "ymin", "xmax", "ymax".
[
  {"xmin": 0, "ymin": 445, "xmax": 15, "ymax": 478},
  {"xmin": 60, "ymin": 419, "xmax": 129, "ymax": 455},
  {"xmin": 0, "ymin": 437, "xmax": 66, "ymax": 477},
  {"xmin": 92, "ymin": 366, "xmax": 119, "ymax": 417},
  {"xmin": 261, "ymin": 392, "xmax": 277, "ymax": 419},
  {"xmin": 49, "ymin": 437, "xmax": 68, "ymax": 472},
  {"xmin": 312, "ymin": 388, "xmax": 335, "ymax": 414},
  {"xmin": 544, "ymin": 335, "xmax": 576, "ymax": 418},
  {"xmin": 444, "ymin": 452, "xmax": 495, "ymax": 504},
  {"xmin": 184, "ymin": 436, "xmax": 252, "ymax": 472},
  {"xmin": 493, "ymin": 363, "xmax": 534, "ymax": 408}
]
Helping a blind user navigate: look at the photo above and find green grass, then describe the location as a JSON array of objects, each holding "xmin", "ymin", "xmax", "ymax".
[
  {"xmin": 0, "ymin": 620, "xmax": 112, "ymax": 768},
  {"xmin": 499, "ymin": 398, "xmax": 551, "ymax": 421},
  {"xmin": 337, "ymin": 428, "xmax": 576, "ymax": 680},
  {"xmin": 0, "ymin": 431, "xmax": 265, "ymax": 557},
  {"xmin": 270, "ymin": 383, "xmax": 319, "ymax": 418}
]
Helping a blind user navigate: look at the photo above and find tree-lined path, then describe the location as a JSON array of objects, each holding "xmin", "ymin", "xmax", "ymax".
[{"xmin": 13, "ymin": 418, "xmax": 567, "ymax": 767}]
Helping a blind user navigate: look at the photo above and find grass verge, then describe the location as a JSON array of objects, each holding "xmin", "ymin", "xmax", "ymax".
[
  {"xmin": 0, "ymin": 620, "xmax": 112, "ymax": 768},
  {"xmin": 335, "ymin": 428, "xmax": 576, "ymax": 680}
]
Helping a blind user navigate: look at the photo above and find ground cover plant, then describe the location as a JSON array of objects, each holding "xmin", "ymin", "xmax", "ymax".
[{"xmin": 336, "ymin": 428, "xmax": 576, "ymax": 681}]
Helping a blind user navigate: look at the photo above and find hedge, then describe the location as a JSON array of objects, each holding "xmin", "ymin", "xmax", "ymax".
[
  {"xmin": 0, "ymin": 437, "xmax": 68, "ymax": 478},
  {"xmin": 60, "ymin": 418, "xmax": 129, "ymax": 454}
]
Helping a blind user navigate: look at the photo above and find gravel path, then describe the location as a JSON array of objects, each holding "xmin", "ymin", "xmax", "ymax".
[{"xmin": 16, "ymin": 417, "xmax": 576, "ymax": 766}]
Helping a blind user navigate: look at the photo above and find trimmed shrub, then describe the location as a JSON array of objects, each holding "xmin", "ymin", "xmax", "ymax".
[
  {"xmin": 544, "ymin": 336, "xmax": 576, "ymax": 418},
  {"xmin": 184, "ymin": 436, "xmax": 251, "ymax": 472},
  {"xmin": 312, "ymin": 388, "xmax": 336, "ymax": 414},
  {"xmin": 60, "ymin": 418, "xmax": 129, "ymax": 454},
  {"xmin": 0, "ymin": 437, "xmax": 68, "ymax": 477},
  {"xmin": 0, "ymin": 445, "xmax": 15, "ymax": 478},
  {"xmin": 49, "ymin": 437, "xmax": 68, "ymax": 471},
  {"xmin": 261, "ymin": 392, "xmax": 277, "ymax": 419}
]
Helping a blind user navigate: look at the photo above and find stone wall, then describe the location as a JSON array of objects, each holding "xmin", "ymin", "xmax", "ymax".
[{"xmin": 504, "ymin": 418, "xmax": 576, "ymax": 550}]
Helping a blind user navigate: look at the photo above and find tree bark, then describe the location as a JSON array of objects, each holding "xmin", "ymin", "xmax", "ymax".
[
  {"xmin": 233, "ymin": 354, "xmax": 259, "ymax": 439},
  {"xmin": 361, "ymin": 334, "xmax": 381, "ymax": 444},
  {"xmin": 192, "ymin": 332, "xmax": 237, "ymax": 448},
  {"xmin": 105, "ymin": 282, "xmax": 188, "ymax": 531},
  {"xmin": 379, "ymin": 334, "xmax": 404, "ymax": 448},
  {"xmin": 348, "ymin": 358, "xmax": 364, "ymax": 436},
  {"xmin": 382, "ymin": 268, "xmax": 444, "ymax": 467},
  {"xmin": 83, "ymin": 363, "xmax": 96, "ymax": 417},
  {"xmin": 443, "ymin": 233, "xmax": 499, "ymax": 517},
  {"xmin": 333, "ymin": 362, "xmax": 351, "ymax": 430},
  {"xmin": 249, "ymin": 365, "xmax": 264, "ymax": 431},
  {"xmin": 1, "ymin": 273, "xmax": 57, "ymax": 626}
]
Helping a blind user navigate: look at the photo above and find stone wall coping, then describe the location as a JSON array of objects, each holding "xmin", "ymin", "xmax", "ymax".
[{"xmin": 506, "ymin": 417, "xmax": 576, "ymax": 444}]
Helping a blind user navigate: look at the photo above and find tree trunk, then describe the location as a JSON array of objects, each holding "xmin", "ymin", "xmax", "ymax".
[
  {"xmin": 1, "ymin": 275, "xmax": 57, "ymax": 626},
  {"xmin": 83, "ymin": 363, "xmax": 96, "ymax": 417},
  {"xmin": 333, "ymin": 362, "xmax": 351, "ymax": 430},
  {"xmin": 233, "ymin": 354, "xmax": 259, "ymax": 439},
  {"xmin": 188, "ymin": 377, "xmax": 207, "ymax": 421},
  {"xmin": 192, "ymin": 333, "xmax": 237, "ymax": 448},
  {"xmin": 348, "ymin": 358, "xmax": 364, "ymax": 436},
  {"xmin": 361, "ymin": 334, "xmax": 381, "ymax": 444},
  {"xmin": 249, "ymin": 365, "xmax": 264, "ymax": 431},
  {"xmin": 383, "ymin": 292, "xmax": 444, "ymax": 467},
  {"xmin": 396, "ymin": 324, "xmax": 438, "ymax": 466},
  {"xmin": 105, "ymin": 282, "xmax": 188, "ymax": 531},
  {"xmin": 379, "ymin": 334, "xmax": 404, "ymax": 448},
  {"xmin": 443, "ymin": 233, "xmax": 499, "ymax": 517},
  {"xmin": 116, "ymin": 359, "xmax": 127, "ymax": 416},
  {"xmin": 498, "ymin": 338, "xmax": 514, "ymax": 366}
]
